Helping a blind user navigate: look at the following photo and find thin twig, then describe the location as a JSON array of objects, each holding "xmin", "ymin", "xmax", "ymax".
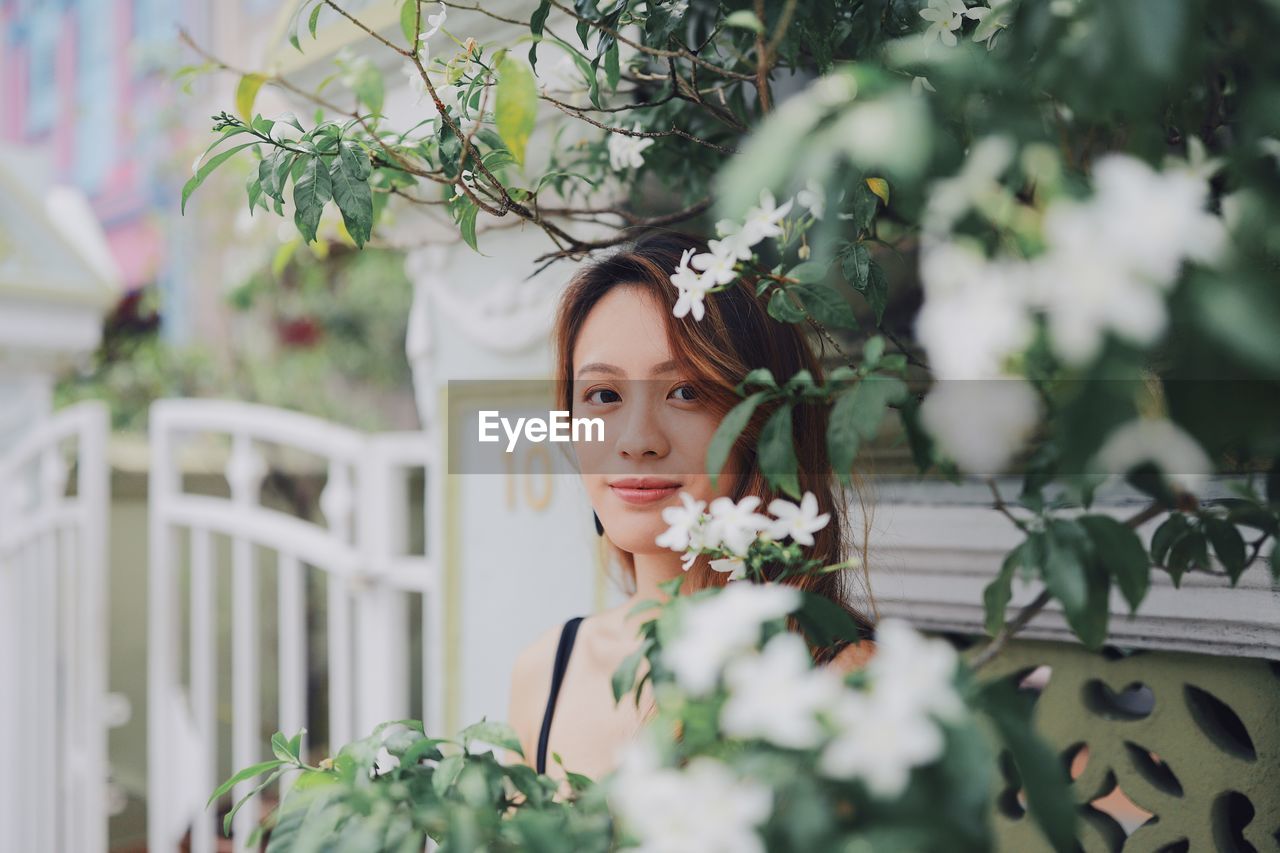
[{"xmin": 969, "ymin": 590, "xmax": 1052, "ymax": 670}]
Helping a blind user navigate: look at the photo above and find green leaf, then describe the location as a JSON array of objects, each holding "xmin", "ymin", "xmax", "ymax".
[
  {"xmin": 840, "ymin": 242, "xmax": 871, "ymax": 290},
  {"xmin": 863, "ymin": 335, "xmax": 885, "ymax": 367},
  {"xmin": 976, "ymin": 680, "xmax": 1077, "ymax": 853},
  {"xmin": 308, "ymin": 3, "xmax": 323, "ymax": 38},
  {"xmin": 826, "ymin": 376, "xmax": 905, "ymax": 487},
  {"xmin": 604, "ymin": 41, "xmax": 620, "ymax": 90},
  {"xmin": 329, "ymin": 143, "xmax": 373, "ymax": 248},
  {"xmin": 271, "ymin": 731, "xmax": 297, "ymax": 763},
  {"xmin": 724, "ymin": 9, "xmax": 765, "ymax": 33},
  {"xmin": 1041, "ymin": 519, "xmax": 1091, "ymax": 633},
  {"xmin": 223, "ymin": 767, "xmax": 284, "ymax": 837},
  {"xmin": 1167, "ymin": 527, "xmax": 1208, "ymax": 587},
  {"xmin": 182, "ymin": 142, "xmax": 257, "ymax": 215},
  {"xmin": 794, "ymin": 589, "xmax": 863, "ymax": 647},
  {"xmin": 863, "ymin": 260, "xmax": 889, "ymax": 324},
  {"xmin": 795, "ymin": 283, "xmax": 859, "ymax": 331},
  {"xmin": 1078, "ymin": 515, "xmax": 1150, "ymax": 613},
  {"xmin": 767, "ymin": 288, "xmax": 807, "ymax": 323},
  {"xmin": 458, "ymin": 719, "xmax": 523, "ymax": 756},
  {"xmin": 984, "ymin": 545, "xmax": 1021, "ymax": 636},
  {"xmin": 1204, "ymin": 517, "xmax": 1247, "ymax": 584},
  {"xmin": 1267, "ymin": 461, "xmax": 1280, "ymax": 506},
  {"xmin": 292, "ymin": 155, "xmax": 332, "ymax": 243},
  {"xmin": 707, "ymin": 392, "xmax": 768, "ymax": 488},
  {"xmin": 786, "ymin": 260, "xmax": 829, "ymax": 284},
  {"xmin": 400, "ymin": 0, "xmax": 420, "ymax": 43},
  {"xmin": 235, "ymin": 73, "xmax": 266, "ymax": 123},
  {"xmin": 760, "ymin": 403, "xmax": 800, "ymax": 498},
  {"xmin": 1077, "ymin": 554, "xmax": 1111, "ymax": 650},
  {"xmin": 457, "ymin": 200, "xmax": 479, "ymax": 252},
  {"xmin": 1120, "ymin": 0, "xmax": 1186, "ymax": 78},
  {"xmin": 208, "ymin": 759, "xmax": 284, "ymax": 808},
  {"xmin": 495, "ymin": 55, "xmax": 538, "ymax": 166},
  {"xmin": 528, "ymin": 1, "xmax": 552, "ymax": 71},
  {"xmin": 611, "ymin": 645, "xmax": 646, "ymax": 704},
  {"xmin": 432, "ymin": 754, "xmax": 465, "ymax": 797},
  {"xmin": 1150, "ymin": 513, "xmax": 1190, "ymax": 564},
  {"xmin": 352, "ymin": 63, "xmax": 385, "ymax": 115}
]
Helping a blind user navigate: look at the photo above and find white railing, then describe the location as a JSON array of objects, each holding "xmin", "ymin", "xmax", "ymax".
[
  {"xmin": 147, "ymin": 399, "xmax": 440, "ymax": 853},
  {"xmin": 0, "ymin": 401, "xmax": 110, "ymax": 853}
]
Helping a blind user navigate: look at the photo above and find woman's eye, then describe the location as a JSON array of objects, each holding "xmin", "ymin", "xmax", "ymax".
[
  {"xmin": 670, "ymin": 384, "xmax": 698, "ymax": 402},
  {"xmin": 586, "ymin": 388, "xmax": 621, "ymax": 404}
]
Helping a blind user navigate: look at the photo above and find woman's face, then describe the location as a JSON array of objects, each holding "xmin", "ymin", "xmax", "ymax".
[{"xmin": 571, "ymin": 285, "xmax": 738, "ymax": 557}]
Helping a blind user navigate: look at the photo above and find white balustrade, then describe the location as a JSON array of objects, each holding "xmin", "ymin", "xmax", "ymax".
[
  {"xmin": 147, "ymin": 399, "xmax": 438, "ymax": 853},
  {"xmin": 0, "ymin": 401, "xmax": 110, "ymax": 853}
]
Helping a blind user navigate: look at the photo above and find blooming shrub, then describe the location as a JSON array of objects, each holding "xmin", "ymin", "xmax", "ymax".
[
  {"xmin": 189, "ymin": 0, "xmax": 1280, "ymax": 848},
  {"xmin": 213, "ymin": 498, "xmax": 1074, "ymax": 853}
]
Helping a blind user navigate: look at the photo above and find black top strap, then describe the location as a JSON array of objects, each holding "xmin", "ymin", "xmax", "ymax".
[{"xmin": 536, "ymin": 615, "xmax": 584, "ymax": 775}]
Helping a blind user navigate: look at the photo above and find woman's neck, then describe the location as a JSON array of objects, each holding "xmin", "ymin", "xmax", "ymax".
[{"xmin": 629, "ymin": 550, "xmax": 686, "ymax": 608}]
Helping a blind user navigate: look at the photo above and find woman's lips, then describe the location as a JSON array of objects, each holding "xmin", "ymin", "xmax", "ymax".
[{"xmin": 609, "ymin": 484, "xmax": 681, "ymax": 505}]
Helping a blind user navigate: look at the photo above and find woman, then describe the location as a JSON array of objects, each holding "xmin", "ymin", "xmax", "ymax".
[{"xmin": 507, "ymin": 232, "xmax": 876, "ymax": 786}]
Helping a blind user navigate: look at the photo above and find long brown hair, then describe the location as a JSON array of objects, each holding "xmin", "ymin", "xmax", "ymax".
[{"xmin": 552, "ymin": 231, "xmax": 876, "ymax": 645}]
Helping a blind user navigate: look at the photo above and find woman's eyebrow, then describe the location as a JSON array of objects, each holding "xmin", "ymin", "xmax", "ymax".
[{"xmin": 576, "ymin": 359, "xmax": 680, "ymax": 378}]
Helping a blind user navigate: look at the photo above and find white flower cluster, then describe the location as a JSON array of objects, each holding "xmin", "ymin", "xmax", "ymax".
[
  {"xmin": 656, "ymin": 490, "xmax": 831, "ymax": 575},
  {"xmin": 920, "ymin": 0, "xmax": 1012, "ymax": 50},
  {"xmin": 914, "ymin": 146, "xmax": 1226, "ymax": 474},
  {"xmin": 611, "ymin": 734, "xmax": 773, "ymax": 853},
  {"xmin": 674, "ymin": 595, "xmax": 963, "ymax": 798},
  {"xmin": 618, "ymin": 586, "xmax": 963, "ymax": 850},
  {"xmin": 818, "ymin": 619, "xmax": 962, "ymax": 796},
  {"xmin": 668, "ymin": 188, "xmax": 801, "ymax": 320}
]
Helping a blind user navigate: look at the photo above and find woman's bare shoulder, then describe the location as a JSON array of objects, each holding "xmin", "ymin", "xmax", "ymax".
[
  {"xmin": 510, "ymin": 622, "xmax": 566, "ymax": 699},
  {"xmin": 507, "ymin": 622, "xmax": 567, "ymax": 762},
  {"xmin": 826, "ymin": 639, "xmax": 877, "ymax": 674}
]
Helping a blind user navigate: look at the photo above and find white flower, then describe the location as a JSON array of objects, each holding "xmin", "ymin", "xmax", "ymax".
[
  {"xmin": 689, "ymin": 243, "xmax": 739, "ymax": 287},
  {"xmin": 765, "ymin": 491, "xmax": 831, "ymax": 546},
  {"xmin": 922, "ymin": 135, "xmax": 1015, "ymax": 239},
  {"xmin": 670, "ymin": 248, "xmax": 716, "ymax": 321},
  {"xmin": 915, "ymin": 240, "xmax": 1033, "ymax": 380},
  {"xmin": 918, "ymin": 377, "xmax": 1043, "ymax": 475},
  {"xmin": 818, "ymin": 690, "xmax": 945, "ymax": 797},
  {"xmin": 818, "ymin": 620, "xmax": 960, "ymax": 797},
  {"xmin": 795, "ymin": 179, "xmax": 826, "ymax": 219},
  {"xmin": 721, "ymin": 632, "xmax": 844, "ymax": 749},
  {"xmin": 866, "ymin": 618, "xmax": 964, "ymax": 723},
  {"xmin": 710, "ymin": 219, "xmax": 757, "ymax": 261},
  {"xmin": 740, "ymin": 189, "xmax": 794, "ymax": 246},
  {"xmin": 661, "ymin": 583, "xmax": 801, "ymax": 696},
  {"xmin": 1030, "ymin": 154, "xmax": 1226, "ymax": 365},
  {"xmin": 1092, "ymin": 417, "xmax": 1213, "ymax": 495},
  {"xmin": 610, "ymin": 755, "xmax": 772, "ymax": 853},
  {"xmin": 656, "ymin": 491, "xmax": 707, "ymax": 552},
  {"xmin": 608, "ymin": 125, "xmax": 655, "ymax": 170},
  {"xmin": 706, "ymin": 495, "xmax": 771, "ymax": 556},
  {"xmin": 538, "ymin": 52, "xmax": 587, "ymax": 94},
  {"xmin": 919, "ymin": 0, "xmax": 969, "ymax": 48},
  {"xmin": 969, "ymin": 0, "xmax": 1013, "ymax": 49},
  {"xmin": 911, "ymin": 75, "xmax": 937, "ymax": 96},
  {"xmin": 708, "ymin": 556, "xmax": 747, "ymax": 580},
  {"xmin": 416, "ymin": 2, "xmax": 447, "ymax": 41},
  {"xmin": 372, "ymin": 746, "xmax": 400, "ymax": 777}
]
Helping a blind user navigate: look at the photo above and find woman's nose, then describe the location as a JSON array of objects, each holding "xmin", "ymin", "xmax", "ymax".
[{"xmin": 615, "ymin": 398, "xmax": 671, "ymax": 460}]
